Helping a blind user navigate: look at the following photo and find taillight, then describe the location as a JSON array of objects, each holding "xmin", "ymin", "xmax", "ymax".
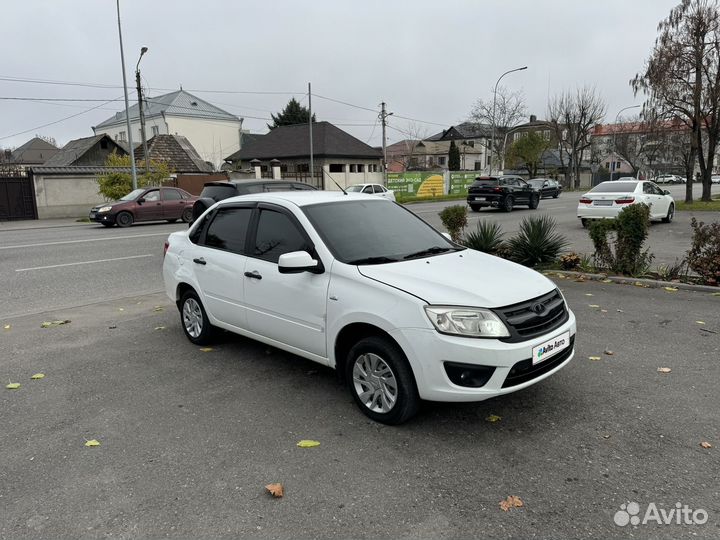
[
  {"xmin": 579, "ymin": 197, "xmax": 592, "ymax": 204},
  {"xmin": 163, "ymin": 240, "xmax": 169, "ymax": 258},
  {"xmin": 614, "ymin": 197, "xmax": 635, "ymax": 204},
  {"xmin": 494, "ymin": 187, "xmax": 503, "ymax": 193}
]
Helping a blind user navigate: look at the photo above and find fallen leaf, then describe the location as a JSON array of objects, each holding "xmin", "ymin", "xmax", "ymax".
[
  {"xmin": 84, "ymin": 439, "xmax": 101, "ymax": 447},
  {"xmin": 108, "ymin": 324, "xmax": 117, "ymax": 329},
  {"xmin": 604, "ymin": 350, "xmax": 614, "ymax": 356},
  {"xmin": 700, "ymin": 441, "xmax": 712, "ymax": 449},
  {"xmin": 154, "ymin": 326, "xmax": 165, "ymax": 331},
  {"xmin": 663, "ymin": 287, "xmax": 678, "ymax": 292},
  {"xmin": 602, "ymin": 434, "xmax": 611, "ymax": 439},
  {"xmin": 6, "ymin": 382, "xmax": 20, "ymax": 390},
  {"xmin": 600, "ymin": 309, "xmax": 608, "ymax": 313},
  {"xmin": 588, "ymin": 304, "xmax": 600, "ymax": 308},
  {"xmin": 296, "ymin": 440, "xmax": 320, "ymax": 448},
  {"xmin": 40, "ymin": 319, "xmax": 71, "ymax": 328},
  {"xmin": 588, "ymin": 356, "xmax": 601, "ymax": 361},
  {"xmin": 153, "ymin": 306, "xmax": 164, "ymax": 312},
  {"xmin": 657, "ymin": 367, "xmax": 672, "ymax": 373},
  {"xmin": 118, "ymin": 308, "xmax": 124, "ymax": 312},
  {"xmin": 30, "ymin": 373, "xmax": 45, "ymax": 380},
  {"xmin": 199, "ymin": 347, "xmax": 213, "ymax": 352},
  {"xmin": 585, "ymin": 293, "xmax": 594, "ymax": 297},
  {"xmin": 485, "ymin": 414, "xmax": 502, "ymax": 423},
  {"xmin": 616, "ymin": 309, "xmax": 624, "ymax": 313},
  {"xmin": 499, "ymin": 495, "xmax": 524, "ymax": 511},
  {"xmin": 602, "ymin": 279, "xmax": 613, "ymax": 283},
  {"xmin": 265, "ymin": 483, "xmax": 284, "ymax": 498},
  {"xmin": 3, "ymin": 324, "xmax": 10, "ymax": 330},
  {"xmin": 696, "ymin": 321, "xmax": 706, "ymax": 325}
]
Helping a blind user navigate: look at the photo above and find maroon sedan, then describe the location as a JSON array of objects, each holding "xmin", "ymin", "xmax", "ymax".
[{"xmin": 90, "ymin": 187, "xmax": 198, "ymax": 227}]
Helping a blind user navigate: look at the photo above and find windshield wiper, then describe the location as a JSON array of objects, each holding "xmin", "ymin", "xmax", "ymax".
[
  {"xmin": 347, "ymin": 256, "xmax": 399, "ymax": 265},
  {"xmin": 402, "ymin": 246, "xmax": 457, "ymax": 260}
]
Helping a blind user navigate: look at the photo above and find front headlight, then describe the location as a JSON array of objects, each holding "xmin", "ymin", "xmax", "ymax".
[
  {"xmin": 98, "ymin": 206, "xmax": 113, "ymax": 213},
  {"xmin": 424, "ymin": 306, "xmax": 510, "ymax": 338}
]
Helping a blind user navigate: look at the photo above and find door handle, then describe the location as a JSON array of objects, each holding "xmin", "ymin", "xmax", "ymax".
[
  {"xmin": 244, "ymin": 270, "xmax": 262, "ymax": 280},
  {"xmin": 193, "ymin": 257, "xmax": 206, "ymax": 265}
]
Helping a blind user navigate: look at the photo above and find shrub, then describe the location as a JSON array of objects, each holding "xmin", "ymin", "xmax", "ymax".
[
  {"xmin": 463, "ymin": 220, "xmax": 505, "ymax": 254},
  {"xmin": 96, "ymin": 152, "xmax": 173, "ymax": 201},
  {"xmin": 656, "ymin": 259, "xmax": 688, "ymax": 281},
  {"xmin": 439, "ymin": 205, "xmax": 468, "ymax": 243},
  {"xmin": 589, "ymin": 204, "xmax": 654, "ymax": 276},
  {"xmin": 506, "ymin": 215, "xmax": 568, "ymax": 267},
  {"xmin": 687, "ymin": 218, "xmax": 720, "ymax": 285},
  {"xmin": 559, "ymin": 252, "xmax": 581, "ymax": 270}
]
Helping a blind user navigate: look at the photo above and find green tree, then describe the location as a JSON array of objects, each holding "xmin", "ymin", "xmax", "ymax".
[
  {"xmin": 96, "ymin": 152, "xmax": 173, "ymax": 200},
  {"xmin": 506, "ymin": 131, "xmax": 551, "ymax": 177},
  {"xmin": 448, "ymin": 140, "xmax": 461, "ymax": 170},
  {"xmin": 268, "ymin": 98, "xmax": 316, "ymax": 129}
]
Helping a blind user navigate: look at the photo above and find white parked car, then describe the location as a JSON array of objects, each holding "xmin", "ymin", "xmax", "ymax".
[
  {"xmin": 163, "ymin": 192, "xmax": 576, "ymax": 424},
  {"xmin": 346, "ymin": 183, "xmax": 396, "ymax": 201},
  {"xmin": 654, "ymin": 174, "xmax": 680, "ymax": 184},
  {"xmin": 577, "ymin": 180, "xmax": 675, "ymax": 227},
  {"xmin": 712, "ymin": 175, "xmax": 720, "ymax": 184}
]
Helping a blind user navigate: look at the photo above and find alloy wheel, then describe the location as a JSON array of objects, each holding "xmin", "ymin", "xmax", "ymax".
[
  {"xmin": 352, "ymin": 353, "xmax": 398, "ymax": 413},
  {"xmin": 183, "ymin": 298, "xmax": 203, "ymax": 338}
]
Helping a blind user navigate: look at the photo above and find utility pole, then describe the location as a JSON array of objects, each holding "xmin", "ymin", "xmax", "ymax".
[
  {"xmin": 135, "ymin": 47, "xmax": 149, "ymax": 174},
  {"xmin": 379, "ymin": 102, "xmax": 393, "ymax": 185},
  {"xmin": 115, "ymin": 0, "xmax": 137, "ymax": 190},
  {"xmin": 308, "ymin": 82, "xmax": 314, "ymax": 187}
]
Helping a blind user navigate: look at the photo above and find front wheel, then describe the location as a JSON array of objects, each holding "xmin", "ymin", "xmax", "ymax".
[
  {"xmin": 502, "ymin": 196, "xmax": 514, "ymax": 212},
  {"xmin": 115, "ymin": 211, "xmax": 134, "ymax": 228},
  {"xmin": 179, "ymin": 290, "xmax": 215, "ymax": 345},
  {"xmin": 181, "ymin": 207, "xmax": 193, "ymax": 223},
  {"xmin": 529, "ymin": 194, "xmax": 540, "ymax": 209},
  {"xmin": 346, "ymin": 336, "xmax": 420, "ymax": 425},
  {"xmin": 662, "ymin": 203, "xmax": 674, "ymax": 223}
]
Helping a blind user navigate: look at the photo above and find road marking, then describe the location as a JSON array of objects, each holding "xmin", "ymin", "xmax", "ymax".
[
  {"xmin": 0, "ymin": 232, "xmax": 170, "ymax": 250},
  {"xmin": 16, "ymin": 254, "xmax": 154, "ymax": 272}
]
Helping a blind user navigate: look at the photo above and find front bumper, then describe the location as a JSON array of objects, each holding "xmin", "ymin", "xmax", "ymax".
[
  {"xmin": 89, "ymin": 211, "xmax": 115, "ymax": 224},
  {"xmin": 390, "ymin": 309, "xmax": 576, "ymax": 402}
]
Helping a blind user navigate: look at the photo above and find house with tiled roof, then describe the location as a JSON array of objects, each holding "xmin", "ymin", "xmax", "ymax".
[
  {"xmin": 93, "ymin": 89, "xmax": 243, "ymax": 168},
  {"xmin": 223, "ymin": 121, "xmax": 383, "ymax": 189},
  {"xmin": 8, "ymin": 137, "xmax": 60, "ymax": 167},
  {"xmin": 42, "ymin": 134, "xmax": 127, "ymax": 167},
  {"xmin": 134, "ymin": 134, "xmax": 212, "ymax": 174}
]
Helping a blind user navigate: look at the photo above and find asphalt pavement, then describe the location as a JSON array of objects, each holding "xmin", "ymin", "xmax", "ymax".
[{"xmin": 1, "ymin": 279, "xmax": 719, "ymax": 538}]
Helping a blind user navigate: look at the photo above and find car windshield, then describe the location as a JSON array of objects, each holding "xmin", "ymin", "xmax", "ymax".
[
  {"xmin": 346, "ymin": 185, "xmax": 364, "ymax": 192},
  {"xmin": 120, "ymin": 189, "xmax": 146, "ymax": 201},
  {"xmin": 591, "ymin": 182, "xmax": 638, "ymax": 193},
  {"xmin": 303, "ymin": 200, "xmax": 462, "ymax": 264}
]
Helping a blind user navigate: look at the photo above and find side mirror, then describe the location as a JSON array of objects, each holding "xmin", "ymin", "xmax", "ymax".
[
  {"xmin": 278, "ymin": 251, "xmax": 322, "ymax": 274},
  {"xmin": 137, "ymin": 197, "xmax": 145, "ymax": 204},
  {"xmin": 664, "ymin": 190, "xmax": 670, "ymax": 195},
  {"xmin": 543, "ymin": 182, "xmax": 549, "ymax": 187}
]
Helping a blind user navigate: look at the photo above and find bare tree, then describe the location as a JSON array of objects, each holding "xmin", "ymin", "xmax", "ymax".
[
  {"xmin": 387, "ymin": 122, "xmax": 429, "ymax": 171},
  {"xmin": 469, "ymin": 86, "xmax": 527, "ymax": 170},
  {"xmin": 547, "ymin": 86, "xmax": 606, "ymax": 188},
  {"xmin": 632, "ymin": 0, "xmax": 720, "ymax": 202}
]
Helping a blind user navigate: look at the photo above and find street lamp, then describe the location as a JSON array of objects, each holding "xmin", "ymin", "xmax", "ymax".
[
  {"xmin": 115, "ymin": 0, "xmax": 138, "ymax": 190},
  {"xmin": 136, "ymin": 47, "xmax": 149, "ymax": 173},
  {"xmin": 489, "ymin": 66, "xmax": 527, "ymax": 174},
  {"xmin": 609, "ymin": 104, "xmax": 641, "ymax": 181}
]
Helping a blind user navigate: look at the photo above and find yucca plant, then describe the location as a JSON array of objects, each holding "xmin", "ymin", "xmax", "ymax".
[
  {"xmin": 507, "ymin": 215, "xmax": 569, "ymax": 267},
  {"xmin": 463, "ymin": 220, "xmax": 505, "ymax": 255}
]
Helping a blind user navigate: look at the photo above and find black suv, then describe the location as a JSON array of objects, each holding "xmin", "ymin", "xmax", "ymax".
[
  {"xmin": 191, "ymin": 180, "xmax": 317, "ymax": 222},
  {"xmin": 466, "ymin": 175, "xmax": 540, "ymax": 212}
]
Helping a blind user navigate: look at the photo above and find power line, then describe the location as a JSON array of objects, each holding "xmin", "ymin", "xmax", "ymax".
[{"xmin": 313, "ymin": 93, "xmax": 378, "ymax": 113}]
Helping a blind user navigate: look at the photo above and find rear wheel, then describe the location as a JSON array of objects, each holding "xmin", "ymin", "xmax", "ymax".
[
  {"xmin": 115, "ymin": 211, "xmax": 133, "ymax": 228},
  {"xmin": 502, "ymin": 196, "xmax": 514, "ymax": 212},
  {"xmin": 529, "ymin": 194, "xmax": 540, "ymax": 209},
  {"xmin": 181, "ymin": 207, "xmax": 193, "ymax": 223},
  {"xmin": 581, "ymin": 218, "xmax": 589, "ymax": 228},
  {"xmin": 346, "ymin": 336, "xmax": 420, "ymax": 425},
  {"xmin": 662, "ymin": 203, "xmax": 674, "ymax": 223},
  {"xmin": 469, "ymin": 204, "xmax": 481, "ymax": 212},
  {"xmin": 179, "ymin": 290, "xmax": 215, "ymax": 345}
]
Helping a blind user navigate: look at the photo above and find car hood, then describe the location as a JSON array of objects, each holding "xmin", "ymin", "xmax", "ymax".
[
  {"xmin": 92, "ymin": 200, "xmax": 126, "ymax": 209},
  {"xmin": 357, "ymin": 249, "xmax": 556, "ymax": 307}
]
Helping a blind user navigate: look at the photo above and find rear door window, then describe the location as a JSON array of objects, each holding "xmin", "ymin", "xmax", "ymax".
[
  {"xmin": 162, "ymin": 189, "xmax": 183, "ymax": 201},
  {"xmin": 203, "ymin": 207, "xmax": 253, "ymax": 254}
]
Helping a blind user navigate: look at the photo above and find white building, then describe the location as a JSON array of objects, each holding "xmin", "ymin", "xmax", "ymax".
[{"xmin": 93, "ymin": 89, "xmax": 243, "ymax": 169}]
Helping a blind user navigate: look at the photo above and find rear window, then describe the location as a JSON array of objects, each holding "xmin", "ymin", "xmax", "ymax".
[
  {"xmin": 199, "ymin": 184, "xmax": 237, "ymax": 201},
  {"xmin": 591, "ymin": 182, "xmax": 638, "ymax": 193},
  {"xmin": 470, "ymin": 178, "xmax": 498, "ymax": 187}
]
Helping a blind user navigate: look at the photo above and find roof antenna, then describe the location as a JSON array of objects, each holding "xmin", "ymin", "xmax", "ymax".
[{"xmin": 322, "ymin": 168, "xmax": 347, "ymax": 195}]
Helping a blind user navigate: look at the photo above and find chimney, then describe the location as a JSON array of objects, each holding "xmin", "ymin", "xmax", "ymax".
[{"xmin": 530, "ymin": 114, "xmax": 537, "ymax": 123}]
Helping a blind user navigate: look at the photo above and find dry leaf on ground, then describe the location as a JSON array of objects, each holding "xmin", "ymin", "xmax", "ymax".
[
  {"xmin": 154, "ymin": 326, "xmax": 165, "ymax": 331},
  {"xmin": 657, "ymin": 367, "xmax": 672, "ymax": 373},
  {"xmin": 199, "ymin": 347, "xmax": 213, "ymax": 352},
  {"xmin": 3, "ymin": 324, "xmax": 10, "ymax": 330},
  {"xmin": 585, "ymin": 293, "xmax": 594, "ymax": 297},
  {"xmin": 118, "ymin": 308, "xmax": 124, "ymax": 312},
  {"xmin": 589, "ymin": 304, "xmax": 600, "ymax": 308},
  {"xmin": 296, "ymin": 440, "xmax": 320, "ymax": 448},
  {"xmin": 265, "ymin": 483, "xmax": 284, "ymax": 498},
  {"xmin": 153, "ymin": 306, "xmax": 164, "ymax": 312},
  {"xmin": 602, "ymin": 279, "xmax": 613, "ymax": 283},
  {"xmin": 30, "ymin": 373, "xmax": 45, "ymax": 380},
  {"xmin": 664, "ymin": 287, "xmax": 678, "ymax": 292},
  {"xmin": 588, "ymin": 356, "xmax": 601, "ymax": 361},
  {"xmin": 700, "ymin": 442, "xmax": 713, "ymax": 449},
  {"xmin": 499, "ymin": 495, "xmax": 524, "ymax": 511},
  {"xmin": 604, "ymin": 350, "xmax": 614, "ymax": 356},
  {"xmin": 40, "ymin": 320, "xmax": 71, "ymax": 328},
  {"xmin": 485, "ymin": 414, "xmax": 502, "ymax": 423},
  {"xmin": 6, "ymin": 382, "xmax": 20, "ymax": 390},
  {"xmin": 84, "ymin": 439, "xmax": 101, "ymax": 447},
  {"xmin": 696, "ymin": 321, "xmax": 706, "ymax": 325}
]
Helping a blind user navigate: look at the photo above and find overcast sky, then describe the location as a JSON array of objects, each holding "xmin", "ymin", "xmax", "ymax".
[{"xmin": 1, "ymin": 0, "xmax": 680, "ymax": 151}]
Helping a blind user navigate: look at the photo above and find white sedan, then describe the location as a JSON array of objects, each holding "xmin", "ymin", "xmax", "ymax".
[
  {"xmin": 577, "ymin": 180, "xmax": 675, "ymax": 227},
  {"xmin": 346, "ymin": 183, "xmax": 396, "ymax": 201}
]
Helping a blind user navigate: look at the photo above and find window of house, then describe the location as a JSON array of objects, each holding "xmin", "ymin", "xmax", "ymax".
[
  {"xmin": 438, "ymin": 156, "xmax": 446, "ymax": 166},
  {"xmin": 297, "ymin": 163, "xmax": 310, "ymax": 173},
  {"xmin": 474, "ymin": 161, "xmax": 483, "ymax": 171},
  {"xmin": 428, "ymin": 156, "xmax": 435, "ymax": 166},
  {"xmin": 119, "ymin": 131, "xmax": 127, "ymax": 142},
  {"xmin": 100, "ymin": 139, "xmax": 108, "ymax": 150},
  {"xmin": 350, "ymin": 164, "xmax": 357, "ymax": 173},
  {"xmin": 605, "ymin": 162, "xmax": 610, "ymax": 169},
  {"xmin": 329, "ymin": 164, "xmax": 344, "ymax": 173},
  {"xmin": 356, "ymin": 164, "xmax": 364, "ymax": 173},
  {"xmin": 514, "ymin": 132, "xmax": 523, "ymax": 141},
  {"xmin": 543, "ymin": 130, "xmax": 550, "ymax": 139},
  {"xmin": 151, "ymin": 126, "xmax": 160, "ymax": 136}
]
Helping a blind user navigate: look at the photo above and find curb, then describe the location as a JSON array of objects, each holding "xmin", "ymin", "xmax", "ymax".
[
  {"xmin": 544, "ymin": 270, "xmax": 720, "ymax": 294},
  {"xmin": 0, "ymin": 222, "xmax": 91, "ymax": 232}
]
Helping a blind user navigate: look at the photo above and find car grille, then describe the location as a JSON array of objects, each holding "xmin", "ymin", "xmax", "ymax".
[
  {"xmin": 502, "ymin": 335, "xmax": 575, "ymax": 388},
  {"xmin": 494, "ymin": 289, "xmax": 568, "ymax": 343}
]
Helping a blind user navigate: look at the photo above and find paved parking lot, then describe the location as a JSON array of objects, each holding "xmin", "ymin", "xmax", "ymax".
[{"xmin": 1, "ymin": 279, "xmax": 719, "ymax": 538}]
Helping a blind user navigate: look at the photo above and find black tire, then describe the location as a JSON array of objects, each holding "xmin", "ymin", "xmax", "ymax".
[
  {"xmin": 166, "ymin": 218, "xmax": 178, "ymax": 224},
  {"xmin": 529, "ymin": 194, "xmax": 540, "ymax": 209},
  {"xmin": 345, "ymin": 336, "xmax": 420, "ymax": 425},
  {"xmin": 181, "ymin": 207, "xmax": 193, "ymax": 223},
  {"xmin": 101, "ymin": 222, "xmax": 114, "ymax": 228},
  {"xmin": 179, "ymin": 290, "xmax": 215, "ymax": 345},
  {"xmin": 581, "ymin": 218, "xmax": 589, "ymax": 228},
  {"xmin": 662, "ymin": 203, "xmax": 674, "ymax": 223},
  {"xmin": 502, "ymin": 196, "xmax": 514, "ymax": 212},
  {"xmin": 469, "ymin": 204, "xmax": 481, "ymax": 212},
  {"xmin": 115, "ymin": 211, "xmax": 134, "ymax": 228},
  {"xmin": 553, "ymin": 193, "xmax": 559, "ymax": 199}
]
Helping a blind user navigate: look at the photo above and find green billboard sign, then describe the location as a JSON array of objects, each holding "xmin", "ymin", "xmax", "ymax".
[
  {"xmin": 387, "ymin": 172, "xmax": 445, "ymax": 198},
  {"xmin": 449, "ymin": 172, "xmax": 479, "ymax": 194}
]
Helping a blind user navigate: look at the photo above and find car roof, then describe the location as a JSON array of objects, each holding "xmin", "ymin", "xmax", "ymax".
[{"xmin": 218, "ymin": 190, "xmax": 389, "ymax": 208}]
